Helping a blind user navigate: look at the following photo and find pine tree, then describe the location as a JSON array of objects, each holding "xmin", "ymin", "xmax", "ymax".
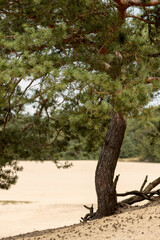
[{"xmin": 0, "ymin": 0, "xmax": 160, "ymax": 216}]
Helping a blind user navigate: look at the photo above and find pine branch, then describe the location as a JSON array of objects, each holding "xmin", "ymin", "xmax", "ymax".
[
  {"xmin": 124, "ymin": 0, "xmax": 160, "ymax": 7},
  {"xmin": 148, "ymin": 53, "xmax": 160, "ymax": 57},
  {"xmin": 146, "ymin": 77, "xmax": 160, "ymax": 84},
  {"xmin": 22, "ymin": 122, "xmax": 34, "ymax": 133},
  {"xmin": 126, "ymin": 15, "xmax": 155, "ymax": 24},
  {"xmin": 113, "ymin": 0, "xmax": 160, "ymax": 20}
]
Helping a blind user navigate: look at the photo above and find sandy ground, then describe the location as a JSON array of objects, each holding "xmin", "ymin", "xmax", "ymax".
[
  {"xmin": 2, "ymin": 200, "xmax": 160, "ymax": 240},
  {"xmin": 0, "ymin": 161, "xmax": 160, "ymax": 238}
]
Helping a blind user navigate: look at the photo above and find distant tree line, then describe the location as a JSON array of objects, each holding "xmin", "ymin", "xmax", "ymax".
[
  {"xmin": 120, "ymin": 109, "xmax": 160, "ymax": 162},
  {"xmin": 1, "ymin": 108, "xmax": 160, "ymax": 163},
  {"xmin": 48, "ymin": 108, "xmax": 160, "ymax": 162}
]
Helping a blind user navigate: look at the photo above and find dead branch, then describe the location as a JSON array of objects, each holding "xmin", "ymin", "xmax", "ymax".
[
  {"xmin": 118, "ymin": 176, "xmax": 160, "ymax": 206},
  {"xmin": 114, "ymin": 174, "xmax": 120, "ymax": 189},
  {"xmin": 117, "ymin": 190, "xmax": 151, "ymax": 200},
  {"xmin": 81, "ymin": 176, "xmax": 160, "ymax": 222},
  {"xmin": 140, "ymin": 175, "xmax": 148, "ymax": 192},
  {"xmin": 144, "ymin": 177, "xmax": 160, "ymax": 193},
  {"xmin": 80, "ymin": 204, "xmax": 96, "ymax": 223}
]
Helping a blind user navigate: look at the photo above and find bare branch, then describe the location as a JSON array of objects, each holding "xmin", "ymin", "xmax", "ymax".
[
  {"xmin": 22, "ymin": 122, "xmax": 34, "ymax": 133},
  {"xmin": 140, "ymin": 175, "xmax": 148, "ymax": 192},
  {"xmin": 113, "ymin": 0, "xmax": 160, "ymax": 20},
  {"xmin": 81, "ymin": 204, "xmax": 95, "ymax": 222},
  {"xmin": 126, "ymin": 15, "xmax": 155, "ymax": 24},
  {"xmin": 117, "ymin": 190, "xmax": 150, "ymax": 200},
  {"xmin": 22, "ymin": 79, "xmax": 36, "ymax": 97},
  {"xmin": 114, "ymin": 174, "xmax": 120, "ymax": 189},
  {"xmin": 118, "ymin": 176, "xmax": 160, "ymax": 205},
  {"xmin": 143, "ymin": 177, "xmax": 160, "ymax": 193},
  {"xmin": 124, "ymin": 0, "xmax": 160, "ymax": 8},
  {"xmin": 50, "ymin": 127, "xmax": 63, "ymax": 145}
]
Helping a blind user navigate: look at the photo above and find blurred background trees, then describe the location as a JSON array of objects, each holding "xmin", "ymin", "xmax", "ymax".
[{"xmin": 1, "ymin": 107, "xmax": 160, "ymax": 162}]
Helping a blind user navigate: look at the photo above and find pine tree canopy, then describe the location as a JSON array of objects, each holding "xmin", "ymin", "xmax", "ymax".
[{"xmin": 0, "ymin": 1, "xmax": 160, "ymax": 188}]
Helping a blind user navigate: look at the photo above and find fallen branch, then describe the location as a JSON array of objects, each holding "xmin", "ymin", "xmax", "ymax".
[
  {"xmin": 140, "ymin": 175, "xmax": 148, "ymax": 192},
  {"xmin": 80, "ymin": 204, "xmax": 96, "ymax": 223},
  {"xmin": 81, "ymin": 176, "xmax": 160, "ymax": 223},
  {"xmin": 117, "ymin": 190, "xmax": 150, "ymax": 200},
  {"xmin": 118, "ymin": 176, "xmax": 160, "ymax": 206}
]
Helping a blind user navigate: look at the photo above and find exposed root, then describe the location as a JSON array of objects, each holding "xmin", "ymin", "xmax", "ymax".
[
  {"xmin": 81, "ymin": 176, "xmax": 160, "ymax": 223},
  {"xmin": 80, "ymin": 204, "xmax": 96, "ymax": 222}
]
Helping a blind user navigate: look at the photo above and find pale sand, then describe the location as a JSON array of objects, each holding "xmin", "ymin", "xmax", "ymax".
[
  {"xmin": 0, "ymin": 161, "xmax": 160, "ymax": 239},
  {"xmin": 2, "ymin": 200, "xmax": 160, "ymax": 240}
]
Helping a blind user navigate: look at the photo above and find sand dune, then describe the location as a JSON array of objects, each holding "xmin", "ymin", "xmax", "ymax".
[
  {"xmin": 0, "ymin": 161, "xmax": 159, "ymax": 239},
  {"xmin": 2, "ymin": 200, "xmax": 160, "ymax": 240}
]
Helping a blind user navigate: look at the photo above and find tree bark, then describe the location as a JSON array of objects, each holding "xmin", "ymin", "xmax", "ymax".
[{"xmin": 95, "ymin": 111, "xmax": 126, "ymax": 218}]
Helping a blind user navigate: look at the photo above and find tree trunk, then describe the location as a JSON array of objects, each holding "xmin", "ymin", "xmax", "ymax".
[{"xmin": 95, "ymin": 111, "xmax": 126, "ymax": 218}]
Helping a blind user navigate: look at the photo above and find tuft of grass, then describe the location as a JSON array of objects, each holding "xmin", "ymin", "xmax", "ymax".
[
  {"xmin": 119, "ymin": 157, "xmax": 140, "ymax": 162},
  {"xmin": 0, "ymin": 200, "xmax": 32, "ymax": 205}
]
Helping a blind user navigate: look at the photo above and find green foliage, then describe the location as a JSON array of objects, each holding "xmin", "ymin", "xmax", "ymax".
[
  {"xmin": 0, "ymin": 1, "xmax": 160, "ymax": 188},
  {"xmin": 1, "ymin": 109, "xmax": 159, "ymax": 163},
  {"xmin": 135, "ymin": 109, "xmax": 160, "ymax": 162},
  {"xmin": 120, "ymin": 119, "xmax": 140, "ymax": 158},
  {"xmin": 0, "ymin": 161, "xmax": 22, "ymax": 190}
]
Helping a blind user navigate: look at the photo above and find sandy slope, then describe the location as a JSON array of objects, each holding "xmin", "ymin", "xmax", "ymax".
[{"xmin": 2, "ymin": 200, "xmax": 160, "ymax": 240}]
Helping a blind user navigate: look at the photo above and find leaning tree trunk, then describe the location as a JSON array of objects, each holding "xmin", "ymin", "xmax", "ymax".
[{"xmin": 95, "ymin": 111, "xmax": 126, "ymax": 218}]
